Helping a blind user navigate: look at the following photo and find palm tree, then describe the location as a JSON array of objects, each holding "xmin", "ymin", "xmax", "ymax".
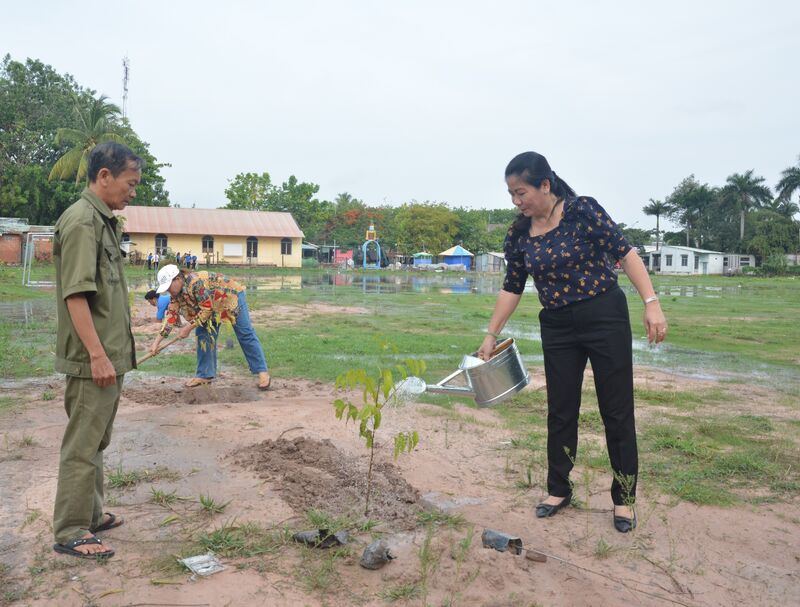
[
  {"xmin": 48, "ymin": 94, "xmax": 125, "ymax": 184},
  {"xmin": 765, "ymin": 198, "xmax": 800, "ymax": 219},
  {"xmin": 642, "ymin": 198, "xmax": 669, "ymax": 249},
  {"xmin": 776, "ymin": 155, "xmax": 800, "ymax": 211},
  {"xmin": 720, "ymin": 170, "xmax": 773, "ymax": 242}
]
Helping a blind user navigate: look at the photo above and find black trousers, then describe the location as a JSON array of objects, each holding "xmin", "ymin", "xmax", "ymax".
[{"xmin": 539, "ymin": 286, "xmax": 638, "ymax": 505}]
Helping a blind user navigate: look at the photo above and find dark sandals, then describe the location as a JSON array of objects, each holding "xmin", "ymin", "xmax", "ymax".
[
  {"xmin": 90, "ymin": 512, "xmax": 124, "ymax": 533},
  {"xmin": 53, "ymin": 537, "xmax": 114, "ymax": 559}
]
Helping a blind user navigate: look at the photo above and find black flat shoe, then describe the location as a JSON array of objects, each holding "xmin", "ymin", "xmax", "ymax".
[
  {"xmin": 613, "ymin": 508, "xmax": 637, "ymax": 533},
  {"xmin": 535, "ymin": 493, "xmax": 572, "ymax": 518}
]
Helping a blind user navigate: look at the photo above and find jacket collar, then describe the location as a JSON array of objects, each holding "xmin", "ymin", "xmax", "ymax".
[{"xmin": 81, "ymin": 187, "xmax": 116, "ymax": 221}]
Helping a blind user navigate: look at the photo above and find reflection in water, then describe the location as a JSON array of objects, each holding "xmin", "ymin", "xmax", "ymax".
[
  {"xmin": 8, "ymin": 271, "xmax": 798, "ymax": 393},
  {"xmin": 0, "ymin": 299, "xmax": 56, "ymax": 324}
]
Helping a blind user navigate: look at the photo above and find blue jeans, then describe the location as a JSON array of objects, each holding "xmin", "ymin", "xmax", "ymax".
[{"xmin": 195, "ymin": 291, "xmax": 268, "ymax": 378}]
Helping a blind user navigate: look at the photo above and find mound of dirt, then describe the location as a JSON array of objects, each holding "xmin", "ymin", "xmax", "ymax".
[
  {"xmin": 233, "ymin": 436, "xmax": 420, "ymax": 528},
  {"xmin": 124, "ymin": 381, "xmax": 264, "ymax": 405}
]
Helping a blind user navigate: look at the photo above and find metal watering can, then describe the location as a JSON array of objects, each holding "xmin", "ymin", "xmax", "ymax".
[{"xmin": 426, "ymin": 338, "xmax": 529, "ymax": 407}]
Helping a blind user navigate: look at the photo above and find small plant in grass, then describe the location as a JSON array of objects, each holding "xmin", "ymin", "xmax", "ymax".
[
  {"xmin": 149, "ymin": 487, "xmax": 178, "ymax": 506},
  {"xmin": 334, "ymin": 355, "xmax": 425, "ymax": 516},
  {"xmin": 107, "ymin": 467, "xmax": 144, "ymax": 488},
  {"xmin": 18, "ymin": 434, "xmax": 36, "ymax": 447},
  {"xmin": 417, "ymin": 523, "xmax": 440, "ymax": 605},
  {"xmin": 417, "ymin": 510, "xmax": 465, "ymax": 529},
  {"xmin": 594, "ymin": 537, "xmax": 616, "ymax": 559},
  {"xmin": 42, "ymin": 390, "xmax": 56, "ymax": 401},
  {"xmin": 199, "ymin": 493, "xmax": 230, "ymax": 514},
  {"xmin": 380, "ymin": 582, "xmax": 421, "ymax": 602}
]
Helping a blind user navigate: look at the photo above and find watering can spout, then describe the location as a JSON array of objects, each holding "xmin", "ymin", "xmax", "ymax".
[{"xmin": 425, "ymin": 368, "xmax": 476, "ymax": 398}]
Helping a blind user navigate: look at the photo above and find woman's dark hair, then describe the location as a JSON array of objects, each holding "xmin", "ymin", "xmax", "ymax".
[
  {"xmin": 144, "ymin": 289, "xmax": 158, "ymax": 301},
  {"xmin": 87, "ymin": 142, "xmax": 144, "ymax": 183},
  {"xmin": 505, "ymin": 151, "xmax": 576, "ymax": 237}
]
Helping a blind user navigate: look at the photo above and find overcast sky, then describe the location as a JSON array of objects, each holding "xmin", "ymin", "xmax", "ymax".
[{"xmin": 3, "ymin": 1, "xmax": 799, "ymax": 230}]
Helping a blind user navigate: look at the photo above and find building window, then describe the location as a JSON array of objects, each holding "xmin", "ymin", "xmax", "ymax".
[
  {"xmin": 740, "ymin": 258, "xmax": 750, "ymax": 266},
  {"xmin": 246, "ymin": 236, "xmax": 258, "ymax": 258},
  {"xmin": 694, "ymin": 255, "xmax": 700, "ymax": 270},
  {"xmin": 155, "ymin": 234, "xmax": 168, "ymax": 255},
  {"xmin": 281, "ymin": 238, "xmax": 292, "ymax": 255},
  {"xmin": 665, "ymin": 254, "xmax": 673, "ymax": 266},
  {"xmin": 121, "ymin": 233, "xmax": 130, "ymax": 243},
  {"xmin": 202, "ymin": 235, "xmax": 214, "ymax": 254},
  {"xmin": 681, "ymin": 254, "xmax": 688, "ymax": 267}
]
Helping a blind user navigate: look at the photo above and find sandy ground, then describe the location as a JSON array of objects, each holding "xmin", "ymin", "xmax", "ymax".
[
  {"xmin": 1, "ymin": 365, "xmax": 798, "ymax": 607},
  {"xmin": 1, "ymin": 300, "xmax": 798, "ymax": 606}
]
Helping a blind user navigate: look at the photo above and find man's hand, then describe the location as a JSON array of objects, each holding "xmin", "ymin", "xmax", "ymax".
[
  {"xmin": 90, "ymin": 353, "xmax": 117, "ymax": 388},
  {"xmin": 149, "ymin": 336, "xmax": 162, "ymax": 355},
  {"xmin": 178, "ymin": 324, "xmax": 194, "ymax": 339}
]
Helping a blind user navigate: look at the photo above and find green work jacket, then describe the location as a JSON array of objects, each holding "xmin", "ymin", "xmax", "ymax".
[{"xmin": 53, "ymin": 189, "xmax": 136, "ymax": 377}]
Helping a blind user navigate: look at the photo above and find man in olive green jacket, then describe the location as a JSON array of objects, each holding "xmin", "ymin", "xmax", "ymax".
[{"xmin": 52, "ymin": 142, "xmax": 141, "ymax": 559}]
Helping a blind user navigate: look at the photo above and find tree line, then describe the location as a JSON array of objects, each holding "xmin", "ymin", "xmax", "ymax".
[
  {"xmin": 2, "ymin": 55, "xmax": 798, "ymax": 260},
  {"xmin": 222, "ymin": 171, "xmax": 514, "ymax": 256},
  {"xmin": 0, "ymin": 55, "xmax": 169, "ymax": 225},
  {"xmin": 642, "ymin": 165, "xmax": 800, "ymax": 261}
]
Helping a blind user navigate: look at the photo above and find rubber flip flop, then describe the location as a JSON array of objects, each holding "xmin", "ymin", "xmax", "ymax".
[
  {"xmin": 53, "ymin": 537, "xmax": 114, "ymax": 560},
  {"xmin": 89, "ymin": 512, "xmax": 124, "ymax": 533}
]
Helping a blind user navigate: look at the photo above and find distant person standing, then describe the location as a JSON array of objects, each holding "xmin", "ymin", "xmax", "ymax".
[
  {"xmin": 185, "ymin": 251, "xmax": 192, "ymax": 269},
  {"xmin": 52, "ymin": 142, "xmax": 141, "ymax": 559},
  {"xmin": 191, "ymin": 254, "xmax": 198, "ymax": 269},
  {"xmin": 152, "ymin": 251, "xmax": 160, "ymax": 270},
  {"xmin": 146, "ymin": 252, "xmax": 152, "ymax": 270},
  {"xmin": 175, "ymin": 252, "xmax": 182, "ymax": 266}
]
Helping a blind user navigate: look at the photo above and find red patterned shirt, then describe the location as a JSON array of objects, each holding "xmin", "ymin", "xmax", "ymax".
[{"xmin": 160, "ymin": 271, "xmax": 245, "ymax": 336}]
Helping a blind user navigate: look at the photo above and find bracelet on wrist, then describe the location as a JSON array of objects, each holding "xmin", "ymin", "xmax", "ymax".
[
  {"xmin": 486, "ymin": 330, "xmax": 500, "ymax": 339},
  {"xmin": 644, "ymin": 295, "xmax": 659, "ymax": 305}
]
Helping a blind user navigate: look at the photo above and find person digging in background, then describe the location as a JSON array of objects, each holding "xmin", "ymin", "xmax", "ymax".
[
  {"xmin": 477, "ymin": 151, "xmax": 667, "ymax": 533},
  {"xmin": 52, "ymin": 142, "xmax": 142, "ymax": 559},
  {"xmin": 149, "ymin": 265, "xmax": 271, "ymax": 390},
  {"xmin": 144, "ymin": 289, "xmax": 184, "ymax": 328}
]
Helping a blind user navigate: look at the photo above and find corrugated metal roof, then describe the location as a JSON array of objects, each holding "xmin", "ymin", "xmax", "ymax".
[{"xmin": 116, "ymin": 206, "xmax": 304, "ymax": 238}]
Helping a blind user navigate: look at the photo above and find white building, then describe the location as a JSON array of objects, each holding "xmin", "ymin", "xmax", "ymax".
[{"xmin": 641, "ymin": 245, "xmax": 755, "ymax": 275}]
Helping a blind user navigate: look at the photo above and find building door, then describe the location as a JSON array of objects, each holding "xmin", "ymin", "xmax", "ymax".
[
  {"xmin": 702, "ymin": 262, "xmax": 708, "ymax": 274},
  {"xmin": 246, "ymin": 237, "xmax": 258, "ymax": 263},
  {"xmin": 652, "ymin": 253, "xmax": 661, "ymax": 272}
]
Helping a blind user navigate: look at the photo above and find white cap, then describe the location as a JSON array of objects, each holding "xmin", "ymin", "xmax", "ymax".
[{"xmin": 156, "ymin": 264, "xmax": 181, "ymax": 293}]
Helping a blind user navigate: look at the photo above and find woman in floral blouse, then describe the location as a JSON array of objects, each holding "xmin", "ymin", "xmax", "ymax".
[
  {"xmin": 150, "ymin": 265, "xmax": 271, "ymax": 390},
  {"xmin": 477, "ymin": 151, "xmax": 667, "ymax": 533}
]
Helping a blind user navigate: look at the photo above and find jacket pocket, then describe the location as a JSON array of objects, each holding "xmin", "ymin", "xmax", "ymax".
[{"xmin": 102, "ymin": 244, "xmax": 121, "ymax": 283}]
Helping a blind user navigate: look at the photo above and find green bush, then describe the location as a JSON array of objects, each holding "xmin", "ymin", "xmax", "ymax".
[{"xmin": 302, "ymin": 258, "xmax": 320, "ymax": 269}]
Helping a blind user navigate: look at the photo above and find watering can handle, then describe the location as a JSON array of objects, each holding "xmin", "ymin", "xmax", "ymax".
[{"xmin": 435, "ymin": 367, "xmax": 468, "ymax": 387}]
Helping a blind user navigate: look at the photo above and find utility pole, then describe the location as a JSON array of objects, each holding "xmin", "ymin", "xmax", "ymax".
[{"xmin": 122, "ymin": 56, "xmax": 130, "ymax": 119}]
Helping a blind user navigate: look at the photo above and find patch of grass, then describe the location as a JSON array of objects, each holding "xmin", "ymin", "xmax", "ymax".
[
  {"xmin": 641, "ymin": 413, "xmax": 800, "ymax": 505},
  {"xmin": 579, "ymin": 409, "xmax": 604, "ymax": 433},
  {"xmin": 106, "ymin": 466, "xmax": 181, "ymax": 489},
  {"xmin": 199, "ymin": 493, "xmax": 230, "ymax": 514},
  {"xmin": 0, "ymin": 396, "xmax": 23, "ymax": 414},
  {"xmin": 301, "ymin": 508, "xmax": 378, "ymax": 536},
  {"xmin": 416, "ymin": 510, "xmax": 465, "ymax": 529},
  {"xmin": 295, "ymin": 545, "xmax": 351, "ymax": 594},
  {"xmin": 593, "ymin": 537, "xmax": 617, "ymax": 559},
  {"xmin": 42, "ymin": 390, "xmax": 56, "ymax": 401},
  {"xmin": 18, "ymin": 434, "xmax": 36, "ymax": 447},
  {"xmin": 149, "ymin": 487, "xmax": 178, "ymax": 506},
  {"xmin": 380, "ymin": 583, "xmax": 421, "ymax": 602},
  {"xmin": 197, "ymin": 520, "xmax": 287, "ymax": 558}
]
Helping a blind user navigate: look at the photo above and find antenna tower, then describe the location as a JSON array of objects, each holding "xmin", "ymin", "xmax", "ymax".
[{"xmin": 122, "ymin": 56, "xmax": 130, "ymax": 119}]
